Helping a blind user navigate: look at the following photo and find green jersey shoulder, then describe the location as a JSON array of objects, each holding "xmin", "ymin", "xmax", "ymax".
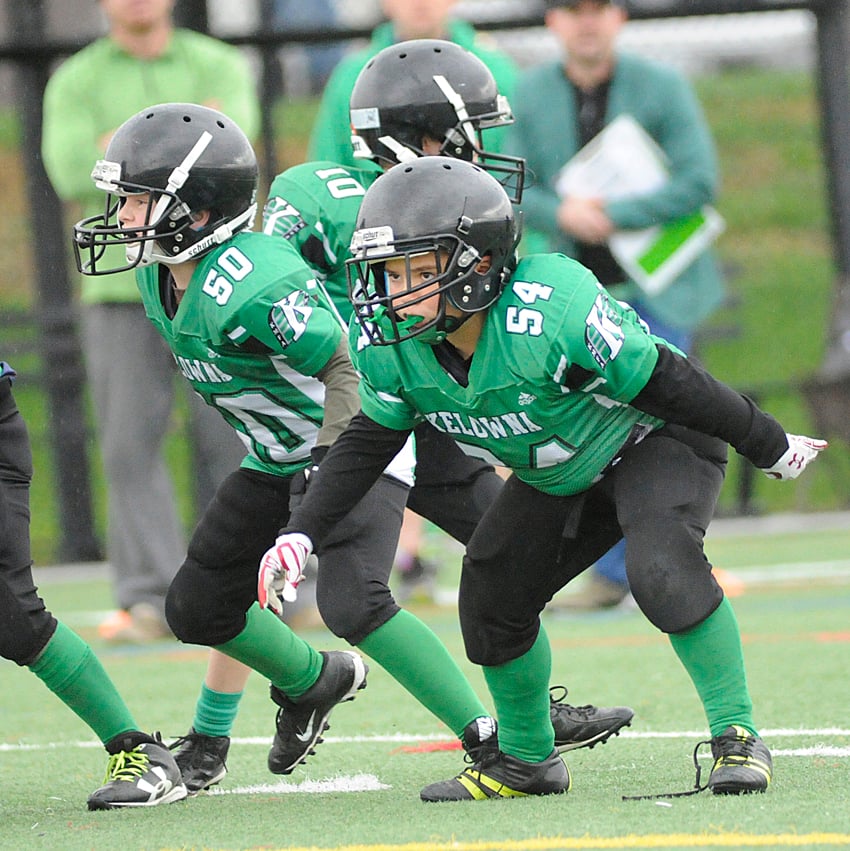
[
  {"xmin": 351, "ymin": 253, "xmax": 666, "ymax": 496},
  {"xmin": 136, "ymin": 231, "xmax": 342, "ymax": 476},
  {"xmin": 263, "ymin": 159, "xmax": 383, "ymax": 321}
]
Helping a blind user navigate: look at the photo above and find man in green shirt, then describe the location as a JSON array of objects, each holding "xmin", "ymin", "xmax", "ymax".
[
  {"xmin": 262, "ymin": 157, "xmax": 827, "ymax": 801},
  {"xmin": 41, "ymin": 0, "xmax": 259, "ymax": 643}
]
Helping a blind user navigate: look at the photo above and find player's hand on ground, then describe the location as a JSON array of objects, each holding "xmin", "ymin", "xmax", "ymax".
[
  {"xmin": 761, "ymin": 434, "xmax": 828, "ymax": 480},
  {"xmin": 258, "ymin": 532, "xmax": 313, "ymax": 614}
]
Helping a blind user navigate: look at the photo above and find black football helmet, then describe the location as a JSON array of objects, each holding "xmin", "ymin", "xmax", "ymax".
[
  {"xmin": 349, "ymin": 39, "xmax": 525, "ymax": 202},
  {"xmin": 347, "ymin": 157, "xmax": 520, "ymax": 346},
  {"xmin": 73, "ymin": 102, "xmax": 258, "ymax": 275}
]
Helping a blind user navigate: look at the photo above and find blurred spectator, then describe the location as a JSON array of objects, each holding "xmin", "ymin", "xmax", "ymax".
[
  {"xmin": 41, "ymin": 0, "xmax": 259, "ymax": 642},
  {"xmin": 273, "ymin": 0, "xmax": 345, "ymax": 96},
  {"xmin": 506, "ymin": 0, "xmax": 725, "ymax": 610}
]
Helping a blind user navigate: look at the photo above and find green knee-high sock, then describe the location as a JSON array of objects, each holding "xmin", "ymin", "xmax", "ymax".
[
  {"xmin": 192, "ymin": 684, "xmax": 243, "ymax": 738},
  {"xmin": 29, "ymin": 621, "xmax": 137, "ymax": 744},
  {"xmin": 482, "ymin": 626, "xmax": 553, "ymax": 762},
  {"xmin": 357, "ymin": 609, "xmax": 489, "ymax": 737},
  {"xmin": 215, "ymin": 603, "xmax": 323, "ymax": 698},
  {"xmin": 668, "ymin": 596, "xmax": 756, "ymax": 737}
]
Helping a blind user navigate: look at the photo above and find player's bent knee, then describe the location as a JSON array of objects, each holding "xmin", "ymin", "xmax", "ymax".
[
  {"xmin": 0, "ymin": 577, "xmax": 56, "ymax": 665},
  {"xmin": 165, "ymin": 561, "xmax": 243, "ymax": 645},
  {"xmin": 0, "ymin": 614, "xmax": 55, "ymax": 665},
  {"xmin": 629, "ymin": 554, "xmax": 722, "ymax": 633},
  {"xmin": 317, "ymin": 590, "xmax": 399, "ymax": 645}
]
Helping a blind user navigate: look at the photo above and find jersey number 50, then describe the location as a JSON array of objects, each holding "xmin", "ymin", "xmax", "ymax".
[{"xmin": 202, "ymin": 247, "xmax": 255, "ymax": 305}]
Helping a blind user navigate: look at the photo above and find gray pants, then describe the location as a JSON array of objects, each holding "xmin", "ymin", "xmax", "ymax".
[{"xmin": 82, "ymin": 303, "xmax": 245, "ymax": 617}]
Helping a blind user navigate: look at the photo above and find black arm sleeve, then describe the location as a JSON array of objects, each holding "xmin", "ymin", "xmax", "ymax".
[
  {"xmin": 631, "ymin": 346, "xmax": 788, "ymax": 468},
  {"xmin": 282, "ymin": 411, "xmax": 412, "ymax": 545}
]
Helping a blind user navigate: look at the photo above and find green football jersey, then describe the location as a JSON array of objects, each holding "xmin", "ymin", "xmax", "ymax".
[
  {"xmin": 351, "ymin": 253, "xmax": 667, "ymax": 496},
  {"xmin": 136, "ymin": 231, "xmax": 342, "ymax": 478},
  {"xmin": 262, "ymin": 159, "xmax": 383, "ymax": 322}
]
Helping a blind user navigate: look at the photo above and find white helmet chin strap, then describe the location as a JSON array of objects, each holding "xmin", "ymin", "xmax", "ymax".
[
  {"xmin": 377, "ymin": 135, "xmax": 419, "ymax": 163},
  {"xmin": 129, "ymin": 130, "xmax": 214, "ymax": 267},
  {"xmin": 154, "ymin": 202, "xmax": 258, "ymax": 266},
  {"xmin": 432, "ymin": 74, "xmax": 476, "ymax": 147}
]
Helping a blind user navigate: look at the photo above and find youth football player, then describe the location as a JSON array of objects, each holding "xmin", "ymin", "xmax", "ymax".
[
  {"xmin": 0, "ymin": 362, "xmax": 186, "ymax": 810},
  {"xmin": 261, "ymin": 156, "xmax": 827, "ymax": 801}
]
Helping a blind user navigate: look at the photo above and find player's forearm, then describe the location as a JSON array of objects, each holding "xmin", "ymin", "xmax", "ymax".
[
  {"xmin": 284, "ymin": 412, "xmax": 411, "ymax": 545},
  {"xmin": 630, "ymin": 345, "xmax": 787, "ymax": 467},
  {"xmin": 313, "ymin": 340, "xmax": 361, "ymax": 450}
]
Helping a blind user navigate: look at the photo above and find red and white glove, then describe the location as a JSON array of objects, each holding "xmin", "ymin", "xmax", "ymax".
[
  {"xmin": 257, "ymin": 532, "xmax": 313, "ymax": 615},
  {"xmin": 760, "ymin": 434, "xmax": 828, "ymax": 480}
]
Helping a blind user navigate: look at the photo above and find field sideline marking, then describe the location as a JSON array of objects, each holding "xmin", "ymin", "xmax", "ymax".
[
  {"xmin": 2, "ymin": 728, "xmax": 848, "ymax": 753},
  {"xmin": 270, "ymin": 834, "xmax": 850, "ymax": 850}
]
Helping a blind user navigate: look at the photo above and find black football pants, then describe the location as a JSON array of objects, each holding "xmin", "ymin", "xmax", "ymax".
[
  {"xmin": 407, "ymin": 422, "xmax": 504, "ymax": 544},
  {"xmin": 0, "ymin": 377, "xmax": 57, "ymax": 665},
  {"xmin": 459, "ymin": 424, "xmax": 728, "ymax": 666},
  {"xmin": 167, "ymin": 424, "xmax": 502, "ymax": 647},
  {"xmin": 166, "ymin": 466, "xmax": 408, "ymax": 646}
]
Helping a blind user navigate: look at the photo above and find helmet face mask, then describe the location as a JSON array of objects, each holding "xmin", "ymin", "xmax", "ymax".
[
  {"xmin": 75, "ymin": 181, "xmax": 195, "ymax": 275},
  {"xmin": 348, "ymin": 40, "xmax": 526, "ymax": 203},
  {"xmin": 74, "ymin": 103, "xmax": 258, "ymax": 276},
  {"xmin": 347, "ymin": 157, "xmax": 520, "ymax": 346},
  {"xmin": 348, "ymin": 234, "xmax": 476, "ymax": 346}
]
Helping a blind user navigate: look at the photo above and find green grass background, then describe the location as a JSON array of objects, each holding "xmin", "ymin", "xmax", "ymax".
[{"xmin": 1, "ymin": 522, "xmax": 849, "ymax": 850}]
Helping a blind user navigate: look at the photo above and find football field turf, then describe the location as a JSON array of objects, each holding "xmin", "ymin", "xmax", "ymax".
[{"xmin": 2, "ymin": 513, "xmax": 849, "ymax": 851}]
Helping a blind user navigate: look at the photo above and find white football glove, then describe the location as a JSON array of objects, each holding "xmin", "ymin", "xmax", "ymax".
[
  {"xmin": 257, "ymin": 532, "xmax": 313, "ymax": 615},
  {"xmin": 760, "ymin": 434, "xmax": 828, "ymax": 481}
]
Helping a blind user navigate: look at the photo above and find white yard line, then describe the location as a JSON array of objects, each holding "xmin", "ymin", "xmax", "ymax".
[
  {"xmin": 2, "ymin": 728, "xmax": 848, "ymax": 753},
  {"xmin": 206, "ymin": 773, "xmax": 390, "ymax": 795}
]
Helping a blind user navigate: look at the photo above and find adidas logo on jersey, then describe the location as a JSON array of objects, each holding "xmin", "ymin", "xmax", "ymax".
[{"xmin": 518, "ymin": 392, "xmax": 537, "ymax": 406}]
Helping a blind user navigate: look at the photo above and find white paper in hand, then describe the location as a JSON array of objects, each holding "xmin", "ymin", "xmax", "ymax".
[{"xmin": 556, "ymin": 115, "xmax": 725, "ymax": 296}]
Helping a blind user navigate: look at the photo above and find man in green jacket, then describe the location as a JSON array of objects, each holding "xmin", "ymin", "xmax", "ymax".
[
  {"xmin": 41, "ymin": 0, "xmax": 259, "ymax": 643},
  {"xmin": 505, "ymin": 0, "xmax": 726, "ymax": 608},
  {"xmin": 308, "ymin": 0, "xmax": 518, "ymax": 169}
]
